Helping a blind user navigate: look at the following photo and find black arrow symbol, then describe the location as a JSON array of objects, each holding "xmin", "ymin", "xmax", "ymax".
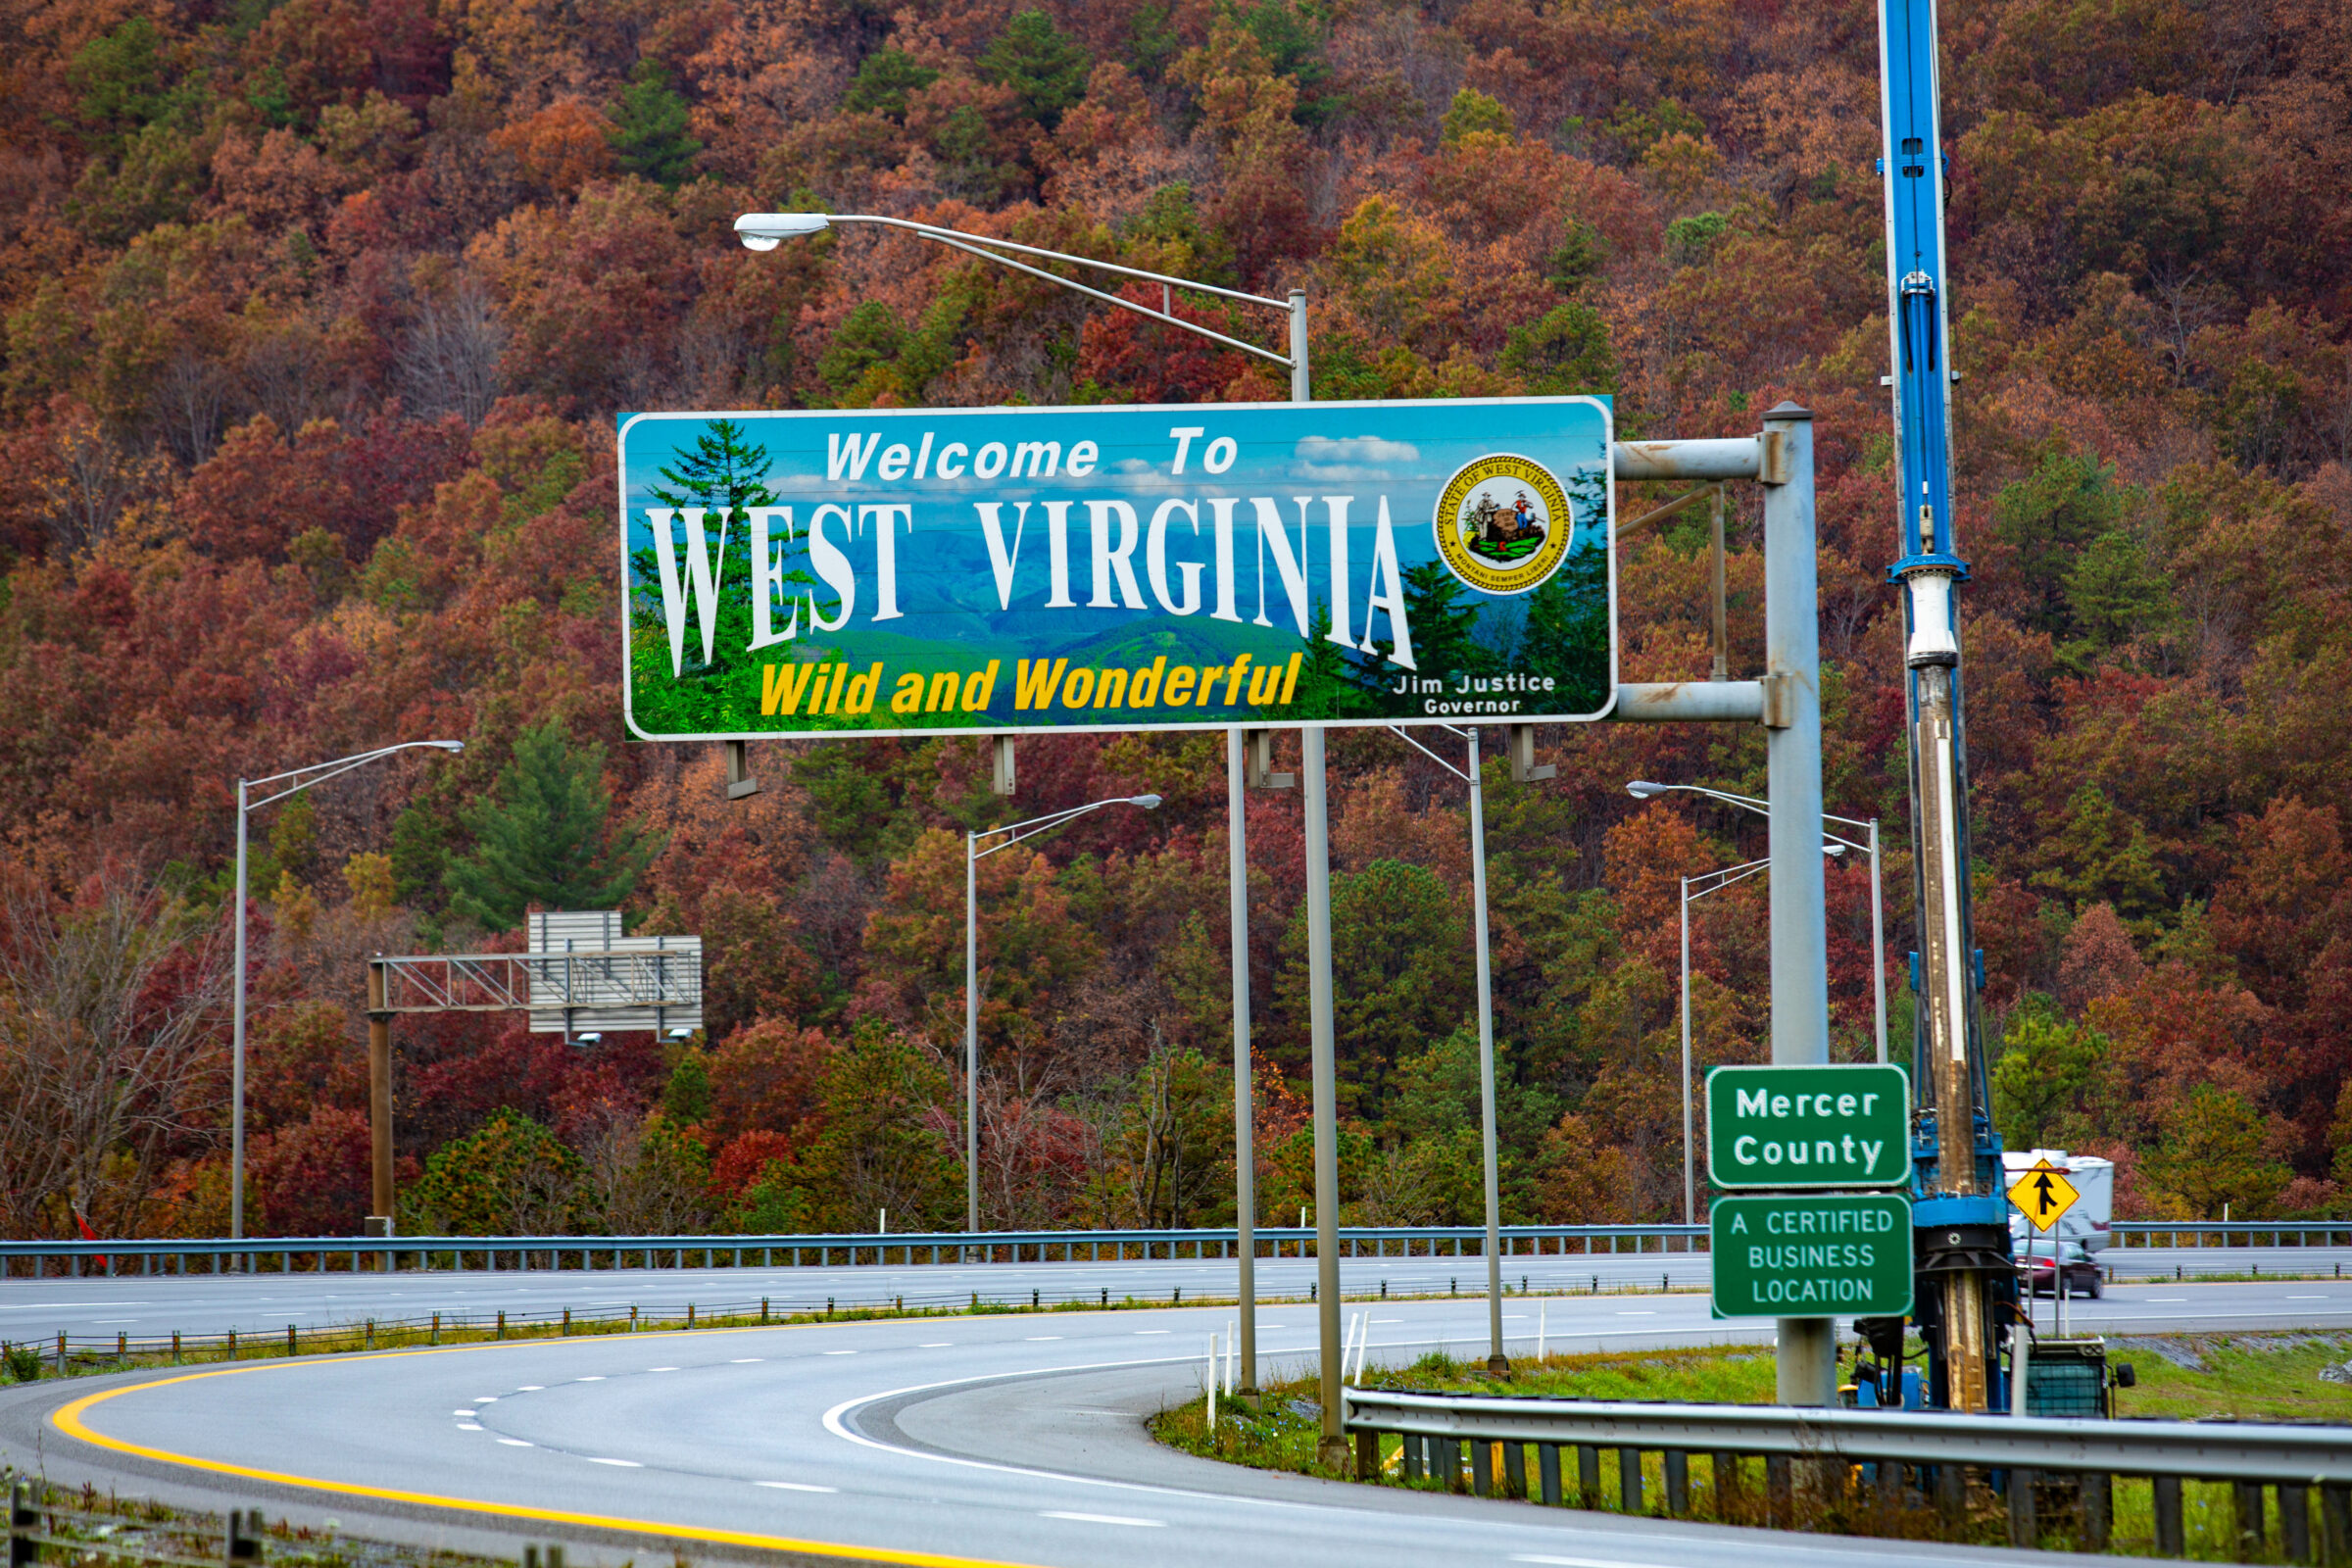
[{"xmin": 2033, "ymin": 1171, "xmax": 2057, "ymax": 1216}]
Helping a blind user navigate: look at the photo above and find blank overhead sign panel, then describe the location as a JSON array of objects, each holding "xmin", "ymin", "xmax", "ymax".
[
  {"xmin": 525, "ymin": 909, "xmax": 702, "ymax": 1035},
  {"xmin": 616, "ymin": 398, "xmax": 1615, "ymax": 741}
]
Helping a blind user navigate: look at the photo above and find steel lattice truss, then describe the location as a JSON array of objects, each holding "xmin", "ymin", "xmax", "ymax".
[{"xmin": 373, "ymin": 950, "xmax": 702, "ymax": 1023}]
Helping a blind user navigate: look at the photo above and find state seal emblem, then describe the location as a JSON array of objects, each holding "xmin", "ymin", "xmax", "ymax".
[{"xmin": 1432, "ymin": 452, "xmax": 1574, "ymax": 596}]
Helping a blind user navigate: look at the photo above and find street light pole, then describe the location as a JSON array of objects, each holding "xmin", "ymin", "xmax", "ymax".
[
  {"xmin": 1230, "ymin": 283, "xmax": 1314, "ymax": 1399},
  {"xmin": 1387, "ymin": 721, "xmax": 1507, "ymax": 1369},
  {"xmin": 1676, "ymin": 857, "xmax": 1770, "ymax": 1230},
  {"xmin": 1466, "ymin": 727, "xmax": 1504, "ymax": 1372},
  {"xmin": 230, "ymin": 741, "xmax": 463, "ymax": 1241},
  {"xmin": 736, "ymin": 208, "xmax": 1303, "ymax": 1329},
  {"xmin": 964, "ymin": 794, "xmax": 1160, "ymax": 1232},
  {"xmin": 1868, "ymin": 816, "xmax": 1887, "ymax": 1065},
  {"xmin": 1301, "ymin": 724, "xmax": 1344, "ymax": 1464},
  {"xmin": 966, "ymin": 826, "xmax": 980, "ymax": 1235},
  {"xmin": 1631, "ymin": 778, "xmax": 1886, "ymax": 1066}
]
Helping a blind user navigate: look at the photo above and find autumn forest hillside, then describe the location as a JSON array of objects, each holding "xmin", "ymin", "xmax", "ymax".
[{"xmin": 1, "ymin": 0, "xmax": 2348, "ymax": 1239}]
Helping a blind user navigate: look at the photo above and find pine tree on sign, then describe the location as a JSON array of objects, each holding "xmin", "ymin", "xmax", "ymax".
[{"xmin": 444, "ymin": 721, "xmax": 659, "ymax": 930}]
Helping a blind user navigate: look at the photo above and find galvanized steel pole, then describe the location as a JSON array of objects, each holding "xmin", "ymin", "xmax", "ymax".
[
  {"xmin": 1870, "ymin": 817, "xmax": 1888, "ymax": 1065},
  {"xmin": 230, "ymin": 781, "xmax": 249, "ymax": 1241},
  {"xmin": 965, "ymin": 832, "xmax": 980, "ymax": 1234},
  {"xmin": 1468, "ymin": 728, "xmax": 1505, "ymax": 1372},
  {"xmin": 1761, "ymin": 402, "xmax": 1834, "ymax": 1407},
  {"xmin": 1680, "ymin": 876, "xmax": 1694, "ymax": 1228},
  {"xmin": 1302, "ymin": 724, "xmax": 1344, "ymax": 1463},
  {"xmin": 1226, "ymin": 728, "xmax": 1257, "ymax": 1396}
]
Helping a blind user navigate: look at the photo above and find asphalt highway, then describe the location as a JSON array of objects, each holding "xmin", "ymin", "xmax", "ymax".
[
  {"xmin": 2, "ymin": 1282, "xmax": 2344, "ymax": 1568},
  {"xmin": 3, "ymin": 1246, "xmax": 2339, "ymax": 1344}
]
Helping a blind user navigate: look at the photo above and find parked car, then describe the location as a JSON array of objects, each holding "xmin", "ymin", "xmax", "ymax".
[{"xmin": 2017, "ymin": 1235, "xmax": 2104, "ymax": 1298}]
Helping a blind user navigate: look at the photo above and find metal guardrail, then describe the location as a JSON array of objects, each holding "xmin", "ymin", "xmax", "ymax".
[
  {"xmin": 0, "ymin": 1224, "xmax": 1708, "ymax": 1278},
  {"xmin": 1341, "ymin": 1387, "xmax": 2352, "ymax": 1556},
  {"xmin": 6, "ymin": 1221, "xmax": 2345, "ymax": 1280},
  {"xmin": 2111, "ymin": 1220, "xmax": 2352, "ymax": 1247},
  {"xmin": 6, "ymin": 1473, "xmax": 567, "ymax": 1568}
]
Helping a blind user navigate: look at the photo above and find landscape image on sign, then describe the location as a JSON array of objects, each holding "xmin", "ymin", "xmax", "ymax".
[{"xmin": 618, "ymin": 397, "xmax": 1615, "ymax": 742}]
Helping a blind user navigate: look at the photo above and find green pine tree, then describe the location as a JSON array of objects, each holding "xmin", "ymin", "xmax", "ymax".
[
  {"xmin": 443, "ymin": 721, "xmax": 658, "ymax": 930},
  {"xmin": 608, "ymin": 60, "xmax": 702, "ymax": 187},
  {"xmin": 842, "ymin": 48, "xmax": 940, "ymax": 120},
  {"xmin": 979, "ymin": 10, "xmax": 1091, "ymax": 127}
]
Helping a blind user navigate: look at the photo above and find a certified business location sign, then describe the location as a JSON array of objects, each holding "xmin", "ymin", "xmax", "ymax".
[
  {"xmin": 1705, "ymin": 1063, "xmax": 1911, "ymax": 1190},
  {"xmin": 1709, "ymin": 1193, "xmax": 1913, "ymax": 1318},
  {"xmin": 617, "ymin": 398, "xmax": 1615, "ymax": 741}
]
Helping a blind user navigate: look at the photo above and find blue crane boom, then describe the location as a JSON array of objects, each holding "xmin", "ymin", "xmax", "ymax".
[{"xmin": 1875, "ymin": 0, "xmax": 2015, "ymax": 1412}]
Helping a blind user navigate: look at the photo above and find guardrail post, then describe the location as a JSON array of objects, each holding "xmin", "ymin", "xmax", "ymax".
[
  {"xmin": 11, "ymin": 1478, "xmax": 35, "ymax": 1568},
  {"xmin": 2238, "ymin": 1481, "xmax": 2270, "ymax": 1558},
  {"xmin": 1665, "ymin": 1450, "xmax": 1690, "ymax": 1515},
  {"xmin": 2007, "ymin": 1469, "xmax": 2035, "ymax": 1546},
  {"xmin": 2284, "ymin": 1484, "xmax": 2314, "ymax": 1565},
  {"xmin": 1768, "ymin": 1455, "xmax": 1793, "ymax": 1526},
  {"xmin": 1353, "ymin": 1429, "xmax": 1377, "ymax": 1482},
  {"xmin": 1620, "ymin": 1447, "xmax": 1644, "ymax": 1514},
  {"xmin": 2321, "ymin": 1484, "xmax": 2351, "ymax": 1563},
  {"xmin": 224, "ymin": 1507, "xmax": 262, "ymax": 1566},
  {"xmin": 1539, "ymin": 1444, "xmax": 1561, "ymax": 1506},
  {"xmin": 2155, "ymin": 1476, "xmax": 2184, "ymax": 1556},
  {"xmin": 1471, "ymin": 1439, "xmax": 1493, "ymax": 1496},
  {"xmin": 1577, "ymin": 1445, "xmax": 1598, "ymax": 1506},
  {"xmin": 2080, "ymin": 1471, "xmax": 2111, "ymax": 1550},
  {"xmin": 1503, "ymin": 1441, "xmax": 1526, "ymax": 1499}
]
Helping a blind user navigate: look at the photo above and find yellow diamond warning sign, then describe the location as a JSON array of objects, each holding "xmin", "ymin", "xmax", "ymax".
[{"xmin": 2008, "ymin": 1159, "xmax": 2081, "ymax": 1233}]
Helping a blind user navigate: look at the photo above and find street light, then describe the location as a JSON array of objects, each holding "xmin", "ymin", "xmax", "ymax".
[
  {"xmin": 1388, "ymin": 724, "xmax": 1511, "ymax": 1372},
  {"xmin": 966, "ymin": 794, "xmax": 1160, "ymax": 1231},
  {"xmin": 733, "ymin": 213, "xmax": 1307, "ymax": 399},
  {"xmin": 1673, "ymin": 843, "xmax": 1845, "ymax": 1232},
  {"xmin": 1628, "ymin": 779, "xmax": 1886, "ymax": 1065},
  {"xmin": 739, "ymin": 208, "xmax": 1309, "ymax": 1400},
  {"xmin": 232, "ymin": 741, "xmax": 464, "ymax": 1240}
]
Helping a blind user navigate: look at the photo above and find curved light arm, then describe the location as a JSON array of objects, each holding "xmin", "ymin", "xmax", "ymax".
[
  {"xmin": 246, "ymin": 741, "xmax": 465, "ymax": 809},
  {"xmin": 736, "ymin": 212, "xmax": 1296, "ymax": 370},
  {"xmin": 1387, "ymin": 725, "xmax": 1472, "ymax": 784},
  {"xmin": 1630, "ymin": 778, "xmax": 1876, "ymax": 834},
  {"xmin": 1687, "ymin": 839, "xmax": 1845, "ymax": 902},
  {"xmin": 970, "ymin": 793, "xmax": 1160, "ymax": 860},
  {"xmin": 1688, "ymin": 857, "xmax": 1772, "ymax": 902}
]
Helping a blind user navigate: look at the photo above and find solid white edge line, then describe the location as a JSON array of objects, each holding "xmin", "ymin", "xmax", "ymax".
[
  {"xmin": 817, "ymin": 1327, "xmax": 1768, "ymax": 1523},
  {"xmin": 1039, "ymin": 1510, "xmax": 1164, "ymax": 1527}
]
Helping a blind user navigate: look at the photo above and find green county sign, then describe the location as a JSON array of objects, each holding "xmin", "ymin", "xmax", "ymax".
[
  {"xmin": 1709, "ymin": 1193, "xmax": 1913, "ymax": 1318},
  {"xmin": 1705, "ymin": 1063, "xmax": 1910, "ymax": 1190},
  {"xmin": 616, "ymin": 398, "xmax": 1615, "ymax": 740}
]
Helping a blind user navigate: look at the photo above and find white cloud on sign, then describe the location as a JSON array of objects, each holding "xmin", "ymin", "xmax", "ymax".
[{"xmin": 1294, "ymin": 434, "xmax": 1420, "ymax": 480}]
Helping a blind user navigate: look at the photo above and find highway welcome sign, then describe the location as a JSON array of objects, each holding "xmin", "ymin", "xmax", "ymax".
[{"xmin": 617, "ymin": 398, "xmax": 1615, "ymax": 740}]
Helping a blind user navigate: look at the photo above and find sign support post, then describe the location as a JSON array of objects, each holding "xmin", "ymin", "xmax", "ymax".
[
  {"xmin": 1226, "ymin": 729, "xmax": 1258, "ymax": 1400},
  {"xmin": 1760, "ymin": 403, "xmax": 1836, "ymax": 1408},
  {"xmin": 1238, "ymin": 288, "xmax": 1313, "ymax": 1405}
]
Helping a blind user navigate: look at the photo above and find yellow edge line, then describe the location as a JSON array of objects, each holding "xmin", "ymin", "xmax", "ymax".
[{"xmin": 51, "ymin": 1330, "xmax": 1052, "ymax": 1568}]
